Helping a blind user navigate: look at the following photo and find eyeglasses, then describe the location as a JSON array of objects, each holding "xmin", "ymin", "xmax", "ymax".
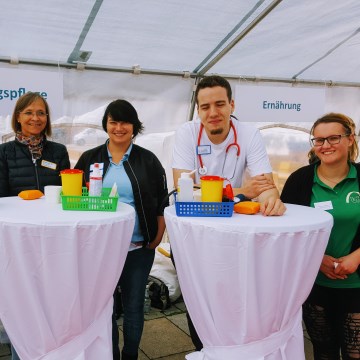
[
  {"xmin": 19, "ymin": 111, "xmax": 48, "ymax": 118},
  {"xmin": 310, "ymin": 134, "xmax": 349, "ymax": 147}
]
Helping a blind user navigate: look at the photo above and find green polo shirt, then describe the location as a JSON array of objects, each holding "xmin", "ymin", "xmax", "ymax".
[{"xmin": 311, "ymin": 163, "xmax": 360, "ymax": 288}]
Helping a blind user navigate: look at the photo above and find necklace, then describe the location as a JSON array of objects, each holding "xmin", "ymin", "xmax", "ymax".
[{"xmin": 317, "ymin": 167, "xmax": 347, "ymax": 186}]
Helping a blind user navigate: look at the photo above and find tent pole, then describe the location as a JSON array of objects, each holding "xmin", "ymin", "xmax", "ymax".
[
  {"xmin": 193, "ymin": 0, "xmax": 269, "ymax": 73},
  {"xmin": 67, "ymin": 0, "xmax": 104, "ymax": 64},
  {"xmin": 196, "ymin": 0, "xmax": 283, "ymax": 75},
  {"xmin": 187, "ymin": 77, "xmax": 203, "ymax": 121},
  {"xmin": 0, "ymin": 57, "xmax": 197, "ymax": 77},
  {"xmin": 1, "ymin": 58, "xmax": 360, "ymax": 88}
]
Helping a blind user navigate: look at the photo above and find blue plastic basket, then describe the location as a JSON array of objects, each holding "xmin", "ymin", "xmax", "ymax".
[{"xmin": 175, "ymin": 201, "xmax": 234, "ymax": 217}]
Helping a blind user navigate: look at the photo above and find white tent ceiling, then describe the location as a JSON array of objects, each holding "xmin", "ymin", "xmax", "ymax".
[
  {"xmin": 2, "ymin": 0, "xmax": 360, "ymax": 84},
  {"xmin": 1, "ymin": 0, "xmax": 360, "ymax": 179},
  {"xmin": 1, "ymin": 0, "xmax": 360, "ymax": 138}
]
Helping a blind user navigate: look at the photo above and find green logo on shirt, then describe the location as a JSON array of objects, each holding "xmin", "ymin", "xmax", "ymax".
[{"xmin": 346, "ymin": 191, "xmax": 360, "ymax": 204}]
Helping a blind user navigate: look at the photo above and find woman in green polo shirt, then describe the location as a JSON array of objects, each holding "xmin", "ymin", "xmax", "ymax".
[{"xmin": 281, "ymin": 113, "xmax": 360, "ymax": 360}]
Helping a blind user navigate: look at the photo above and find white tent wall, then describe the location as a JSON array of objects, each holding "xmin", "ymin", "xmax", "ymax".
[
  {"xmin": 226, "ymin": 79, "xmax": 360, "ymax": 130},
  {"xmin": 0, "ymin": 63, "xmax": 194, "ymax": 190},
  {"xmin": 61, "ymin": 68, "xmax": 191, "ymax": 191},
  {"xmin": 325, "ymin": 87, "xmax": 360, "ymax": 128},
  {"xmin": 227, "ymin": 79, "xmax": 360, "ymax": 189},
  {"xmin": 0, "ymin": 62, "xmax": 359, "ymax": 191},
  {"xmin": 0, "ymin": 62, "xmax": 195, "ymax": 133},
  {"xmin": 62, "ymin": 70, "xmax": 194, "ymax": 134},
  {"xmin": 2, "ymin": 63, "xmax": 360, "ymax": 132}
]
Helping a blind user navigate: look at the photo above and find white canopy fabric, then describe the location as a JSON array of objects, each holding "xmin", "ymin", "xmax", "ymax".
[
  {"xmin": 1, "ymin": 0, "xmax": 359, "ymax": 167},
  {"xmin": 2, "ymin": 0, "xmax": 360, "ymax": 83}
]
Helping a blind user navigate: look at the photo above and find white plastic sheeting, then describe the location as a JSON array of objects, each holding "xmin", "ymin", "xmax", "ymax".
[
  {"xmin": 2, "ymin": 0, "xmax": 360, "ymax": 128},
  {"xmin": 0, "ymin": 66, "xmax": 194, "ymax": 134},
  {"xmin": 2, "ymin": 0, "xmax": 360, "ymax": 82},
  {"xmin": 1, "ymin": 0, "xmax": 359, "ymax": 168}
]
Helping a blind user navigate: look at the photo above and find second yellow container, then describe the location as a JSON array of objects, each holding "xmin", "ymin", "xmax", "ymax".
[{"xmin": 200, "ymin": 176, "xmax": 224, "ymax": 202}]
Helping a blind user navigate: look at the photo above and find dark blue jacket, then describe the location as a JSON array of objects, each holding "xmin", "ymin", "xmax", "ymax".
[{"xmin": 0, "ymin": 139, "xmax": 70, "ymax": 197}]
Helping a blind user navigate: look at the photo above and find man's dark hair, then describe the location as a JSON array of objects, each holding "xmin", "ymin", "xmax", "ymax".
[{"xmin": 194, "ymin": 75, "xmax": 232, "ymax": 105}]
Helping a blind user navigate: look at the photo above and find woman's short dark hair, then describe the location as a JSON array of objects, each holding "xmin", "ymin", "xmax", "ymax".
[
  {"xmin": 102, "ymin": 99, "xmax": 144, "ymax": 137},
  {"xmin": 12, "ymin": 92, "xmax": 52, "ymax": 136},
  {"xmin": 194, "ymin": 75, "xmax": 232, "ymax": 105}
]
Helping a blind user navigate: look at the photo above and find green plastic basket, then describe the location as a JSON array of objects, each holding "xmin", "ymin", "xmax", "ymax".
[{"xmin": 61, "ymin": 187, "xmax": 119, "ymax": 212}]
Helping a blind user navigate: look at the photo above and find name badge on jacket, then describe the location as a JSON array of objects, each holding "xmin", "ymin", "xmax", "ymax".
[{"xmin": 41, "ymin": 160, "xmax": 57, "ymax": 170}]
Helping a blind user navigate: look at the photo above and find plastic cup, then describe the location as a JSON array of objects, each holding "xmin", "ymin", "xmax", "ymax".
[
  {"xmin": 44, "ymin": 185, "xmax": 62, "ymax": 204},
  {"xmin": 200, "ymin": 176, "xmax": 224, "ymax": 202},
  {"xmin": 60, "ymin": 169, "xmax": 83, "ymax": 196}
]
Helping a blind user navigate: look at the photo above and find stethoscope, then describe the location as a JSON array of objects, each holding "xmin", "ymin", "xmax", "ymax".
[{"xmin": 197, "ymin": 117, "xmax": 240, "ymax": 179}]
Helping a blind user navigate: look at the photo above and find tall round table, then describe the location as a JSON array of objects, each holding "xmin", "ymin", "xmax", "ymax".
[
  {"xmin": 0, "ymin": 196, "xmax": 135, "ymax": 360},
  {"xmin": 165, "ymin": 203, "xmax": 333, "ymax": 360}
]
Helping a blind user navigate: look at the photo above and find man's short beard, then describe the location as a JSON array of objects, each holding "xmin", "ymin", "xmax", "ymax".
[{"xmin": 210, "ymin": 128, "xmax": 224, "ymax": 135}]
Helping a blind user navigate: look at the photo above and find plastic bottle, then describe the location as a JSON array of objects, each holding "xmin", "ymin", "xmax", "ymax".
[
  {"xmin": 89, "ymin": 163, "xmax": 103, "ymax": 196},
  {"xmin": 144, "ymin": 284, "xmax": 151, "ymax": 314},
  {"xmin": 178, "ymin": 171, "xmax": 194, "ymax": 202}
]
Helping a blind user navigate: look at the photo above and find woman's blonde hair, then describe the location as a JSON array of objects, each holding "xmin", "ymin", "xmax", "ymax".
[{"xmin": 309, "ymin": 112, "xmax": 359, "ymax": 162}]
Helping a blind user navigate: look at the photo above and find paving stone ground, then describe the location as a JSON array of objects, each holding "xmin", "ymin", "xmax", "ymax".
[{"xmin": 0, "ymin": 300, "xmax": 314, "ymax": 359}]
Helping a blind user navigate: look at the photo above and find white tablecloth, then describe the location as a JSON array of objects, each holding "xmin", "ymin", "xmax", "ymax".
[
  {"xmin": 165, "ymin": 203, "xmax": 333, "ymax": 360},
  {"xmin": 0, "ymin": 197, "xmax": 135, "ymax": 360}
]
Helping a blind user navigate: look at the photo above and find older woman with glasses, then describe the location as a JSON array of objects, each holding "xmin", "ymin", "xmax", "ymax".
[
  {"xmin": 0, "ymin": 92, "xmax": 70, "ymax": 360},
  {"xmin": 0, "ymin": 92, "xmax": 70, "ymax": 197},
  {"xmin": 281, "ymin": 113, "xmax": 360, "ymax": 360}
]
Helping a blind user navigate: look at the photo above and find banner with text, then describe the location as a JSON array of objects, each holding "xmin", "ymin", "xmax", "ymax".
[
  {"xmin": 235, "ymin": 84, "xmax": 325, "ymax": 122},
  {"xmin": 0, "ymin": 68, "xmax": 63, "ymax": 119}
]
